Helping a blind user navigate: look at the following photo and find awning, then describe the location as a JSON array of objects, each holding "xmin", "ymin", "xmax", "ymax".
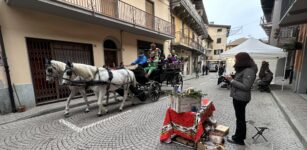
[{"xmin": 280, "ymin": 0, "xmax": 307, "ymax": 26}]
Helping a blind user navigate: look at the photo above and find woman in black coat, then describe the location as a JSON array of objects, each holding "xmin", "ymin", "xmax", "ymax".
[{"xmin": 225, "ymin": 52, "xmax": 258, "ymax": 145}]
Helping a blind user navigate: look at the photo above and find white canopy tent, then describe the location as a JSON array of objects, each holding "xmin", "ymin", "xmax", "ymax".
[{"xmin": 221, "ymin": 38, "xmax": 286, "ymax": 84}]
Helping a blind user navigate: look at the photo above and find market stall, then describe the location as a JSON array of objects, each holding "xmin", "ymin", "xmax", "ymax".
[
  {"xmin": 160, "ymin": 99, "xmax": 215, "ymax": 143},
  {"xmin": 221, "ymin": 38, "xmax": 286, "ymax": 84},
  {"xmin": 160, "ymin": 89, "xmax": 229, "ymax": 149}
]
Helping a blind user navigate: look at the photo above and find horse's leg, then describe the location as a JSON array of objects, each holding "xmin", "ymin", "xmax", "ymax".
[
  {"xmin": 119, "ymin": 86, "xmax": 128, "ymax": 111},
  {"xmin": 80, "ymin": 89, "xmax": 90, "ymax": 113},
  {"xmin": 105, "ymin": 91, "xmax": 109, "ymax": 106},
  {"xmin": 114, "ymin": 91, "xmax": 119, "ymax": 102},
  {"xmin": 65, "ymin": 88, "xmax": 76, "ymax": 116},
  {"xmin": 97, "ymin": 88, "xmax": 108, "ymax": 117}
]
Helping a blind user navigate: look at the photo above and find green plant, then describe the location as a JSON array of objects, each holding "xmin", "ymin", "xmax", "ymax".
[
  {"xmin": 283, "ymin": 42, "xmax": 303, "ymax": 51},
  {"xmin": 169, "ymin": 89, "xmax": 207, "ymax": 99}
]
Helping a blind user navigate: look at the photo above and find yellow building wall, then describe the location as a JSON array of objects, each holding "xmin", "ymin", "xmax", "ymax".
[
  {"xmin": 0, "ymin": 2, "xmax": 168, "ymax": 85},
  {"xmin": 207, "ymin": 26, "xmax": 228, "ymax": 60}
]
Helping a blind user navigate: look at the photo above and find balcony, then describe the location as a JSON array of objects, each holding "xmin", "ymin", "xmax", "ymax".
[
  {"xmin": 260, "ymin": 16, "xmax": 272, "ymax": 36},
  {"xmin": 280, "ymin": 0, "xmax": 307, "ymax": 26},
  {"xmin": 173, "ymin": 31, "xmax": 204, "ymax": 53},
  {"xmin": 170, "ymin": 0, "xmax": 207, "ymax": 36},
  {"xmin": 277, "ymin": 25, "xmax": 299, "ymax": 46},
  {"xmin": 6, "ymin": 0, "xmax": 174, "ymax": 40}
]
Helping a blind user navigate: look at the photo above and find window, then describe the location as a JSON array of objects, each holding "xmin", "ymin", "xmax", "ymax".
[
  {"xmin": 217, "ymin": 38, "xmax": 222, "ymax": 44},
  {"xmin": 214, "ymin": 50, "xmax": 218, "ymax": 55},
  {"xmin": 145, "ymin": 0, "xmax": 154, "ymax": 15},
  {"xmin": 214, "ymin": 49, "xmax": 224, "ymax": 55},
  {"xmin": 217, "ymin": 28, "xmax": 222, "ymax": 32}
]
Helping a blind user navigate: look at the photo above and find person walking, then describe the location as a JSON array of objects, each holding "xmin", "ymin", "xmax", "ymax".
[
  {"xmin": 218, "ymin": 64, "xmax": 225, "ymax": 76},
  {"xmin": 205, "ymin": 65, "xmax": 209, "ymax": 75},
  {"xmin": 195, "ymin": 62, "xmax": 201, "ymax": 79},
  {"xmin": 202, "ymin": 64, "xmax": 206, "ymax": 76},
  {"xmin": 224, "ymin": 52, "xmax": 258, "ymax": 145}
]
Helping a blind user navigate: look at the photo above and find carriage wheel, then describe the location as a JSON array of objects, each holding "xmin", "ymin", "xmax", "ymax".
[
  {"xmin": 149, "ymin": 81, "xmax": 161, "ymax": 102},
  {"xmin": 171, "ymin": 74, "xmax": 183, "ymax": 91}
]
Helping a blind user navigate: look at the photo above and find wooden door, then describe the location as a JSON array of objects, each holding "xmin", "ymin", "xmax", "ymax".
[
  {"xmin": 145, "ymin": 0, "xmax": 154, "ymax": 29},
  {"xmin": 104, "ymin": 50, "xmax": 118, "ymax": 68},
  {"xmin": 100, "ymin": 0, "xmax": 117, "ymax": 17}
]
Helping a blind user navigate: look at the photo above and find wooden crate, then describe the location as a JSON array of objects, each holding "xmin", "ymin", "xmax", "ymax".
[{"xmin": 169, "ymin": 95, "xmax": 201, "ymax": 113}]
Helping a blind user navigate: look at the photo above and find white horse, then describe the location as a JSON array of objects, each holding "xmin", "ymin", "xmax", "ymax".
[
  {"xmin": 62, "ymin": 61, "xmax": 137, "ymax": 116},
  {"xmin": 45, "ymin": 59, "xmax": 91, "ymax": 116}
]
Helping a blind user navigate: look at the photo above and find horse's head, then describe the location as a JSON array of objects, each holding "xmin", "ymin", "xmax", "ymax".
[
  {"xmin": 45, "ymin": 58, "xmax": 58, "ymax": 83},
  {"xmin": 62, "ymin": 61, "xmax": 74, "ymax": 85}
]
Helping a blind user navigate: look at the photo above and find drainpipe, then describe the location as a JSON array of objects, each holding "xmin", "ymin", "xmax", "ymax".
[
  {"xmin": 120, "ymin": 30, "xmax": 123, "ymax": 63},
  {"xmin": 0, "ymin": 27, "xmax": 16, "ymax": 112}
]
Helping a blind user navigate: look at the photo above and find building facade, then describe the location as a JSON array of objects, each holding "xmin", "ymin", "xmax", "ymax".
[
  {"xmin": 0, "ymin": 0, "xmax": 174, "ymax": 113},
  {"xmin": 260, "ymin": 0, "xmax": 307, "ymax": 94},
  {"xmin": 170, "ymin": 0, "xmax": 208, "ymax": 75},
  {"xmin": 206, "ymin": 24, "xmax": 231, "ymax": 67}
]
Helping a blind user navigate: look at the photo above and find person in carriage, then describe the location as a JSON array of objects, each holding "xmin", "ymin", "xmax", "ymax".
[
  {"xmin": 144, "ymin": 43, "xmax": 161, "ymax": 78},
  {"xmin": 131, "ymin": 51, "xmax": 148, "ymax": 67},
  {"xmin": 167, "ymin": 50, "xmax": 178, "ymax": 64}
]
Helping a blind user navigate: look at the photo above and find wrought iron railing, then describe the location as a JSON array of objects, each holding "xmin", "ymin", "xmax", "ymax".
[
  {"xmin": 174, "ymin": 31, "xmax": 204, "ymax": 52},
  {"xmin": 56, "ymin": 0, "xmax": 174, "ymax": 36},
  {"xmin": 170, "ymin": 0, "xmax": 206, "ymax": 35},
  {"xmin": 260, "ymin": 16, "xmax": 272, "ymax": 25},
  {"xmin": 279, "ymin": 25, "xmax": 298, "ymax": 38}
]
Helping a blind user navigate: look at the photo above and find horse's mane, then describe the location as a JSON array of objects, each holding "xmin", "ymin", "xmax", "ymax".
[
  {"xmin": 50, "ymin": 60, "xmax": 66, "ymax": 73},
  {"xmin": 72, "ymin": 63, "xmax": 98, "ymax": 80}
]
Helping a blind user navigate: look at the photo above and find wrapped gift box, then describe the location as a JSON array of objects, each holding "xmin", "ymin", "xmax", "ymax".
[{"xmin": 215, "ymin": 124, "xmax": 229, "ymax": 136}]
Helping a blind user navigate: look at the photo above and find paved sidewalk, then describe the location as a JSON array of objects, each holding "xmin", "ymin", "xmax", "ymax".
[
  {"xmin": 0, "ymin": 75, "xmax": 196, "ymax": 125},
  {"xmin": 271, "ymin": 84, "xmax": 307, "ymax": 149}
]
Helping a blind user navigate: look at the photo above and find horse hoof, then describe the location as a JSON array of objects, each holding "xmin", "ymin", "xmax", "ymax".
[
  {"xmin": 105, "ymin": 110, "xmax": 109, "ymax": 114},
  {"xmin": 97, "ymin": 114, "xmax": 103, "ymax": 117},
  {"xmin": 84, "ymin": 109, "xmax": 90, "ymax": 113},
  {"xmin": 119, "ymin": 108, "xmax": 123, "ymax": 112}
]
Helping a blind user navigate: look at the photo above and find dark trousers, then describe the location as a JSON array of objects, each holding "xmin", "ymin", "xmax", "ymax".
[{"xmin": 232, "ymin": 99, "xmax": 249, "ymax": 141}]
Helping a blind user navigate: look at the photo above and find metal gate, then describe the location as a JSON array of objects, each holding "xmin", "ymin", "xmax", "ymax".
[{"xmin": 26, "ymin": 38, "xmax": 94, "ymax": 104}]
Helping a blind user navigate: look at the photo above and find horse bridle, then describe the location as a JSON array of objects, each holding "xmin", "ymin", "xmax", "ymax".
[
  {"xmin": 62, "ymin": 67, "xmax": 78, "ymax": 83},
  {"xmin": 46, "ymin": 64, "xmax": 61, "ymax": 79}
]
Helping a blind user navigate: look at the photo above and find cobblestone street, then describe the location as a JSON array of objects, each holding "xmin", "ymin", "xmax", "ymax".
[{"xmin": 0, "ymin": 73, "xmax": 304, "ymax": 150}]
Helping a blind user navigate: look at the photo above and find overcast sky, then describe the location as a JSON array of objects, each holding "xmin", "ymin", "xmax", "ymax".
[{"xmin": 203, "ymin": 0, "xmax": 268, "ymax": 43}]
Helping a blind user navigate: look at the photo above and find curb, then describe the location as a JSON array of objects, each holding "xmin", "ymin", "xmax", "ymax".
[
  {"xmin": 1, "ymin": 77, "xmax": 195, "ymax": 125},
  {"xmin": 0, "ymin": 95, "xmax": 123, "ymax": 125},
  {"xmin": 271, "ymin": 91, "xmax": 307, "ymax": 149}
]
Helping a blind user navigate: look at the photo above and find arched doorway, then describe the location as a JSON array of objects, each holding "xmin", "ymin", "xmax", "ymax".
[{"xmin": 103, "ymin": 39, "xmax": 118, "ymax": 68}]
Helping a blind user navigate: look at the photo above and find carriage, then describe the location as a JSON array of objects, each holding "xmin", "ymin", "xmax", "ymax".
[
  {"xmin": 131, "ymin": 62, "xmax": 184, "ymax": 102},
  {"xmin": 45, "ymin": 59, "xmax": 184, "ymax": 116}
]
